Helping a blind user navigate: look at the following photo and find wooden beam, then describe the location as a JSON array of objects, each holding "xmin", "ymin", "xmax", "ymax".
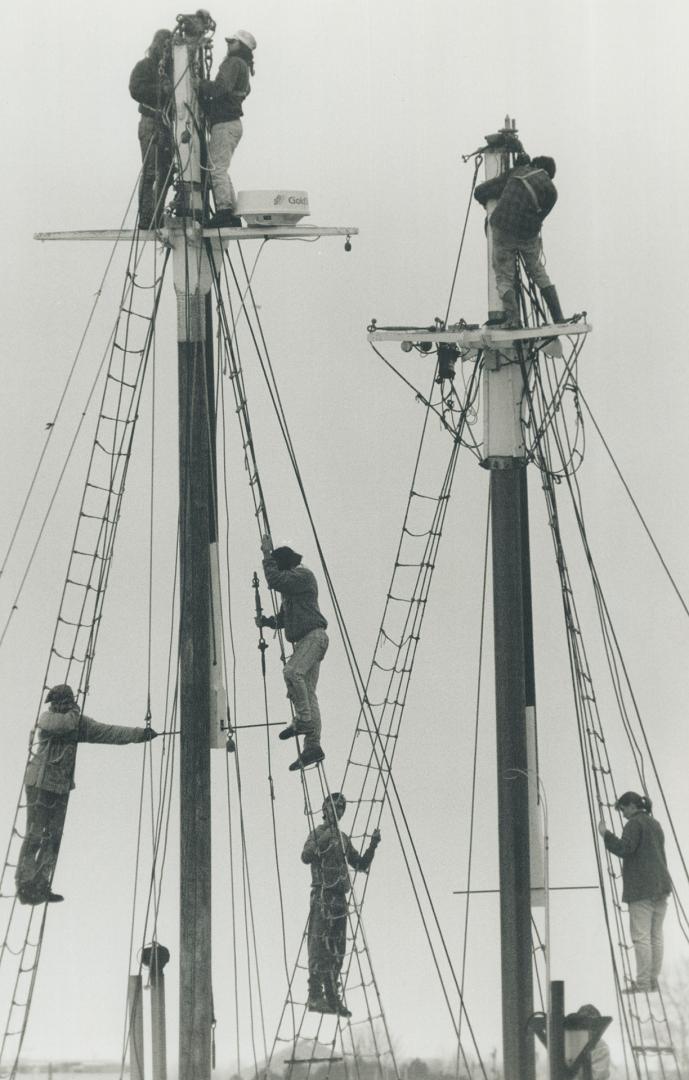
[{"xmin": 34, "ymin": 225, "xmax": 358, "ymax": 243}]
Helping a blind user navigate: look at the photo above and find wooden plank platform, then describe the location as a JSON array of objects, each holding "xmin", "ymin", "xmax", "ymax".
[{"xmin": 34, "ymin": 225, "xmax": 358, "ymax": 243}]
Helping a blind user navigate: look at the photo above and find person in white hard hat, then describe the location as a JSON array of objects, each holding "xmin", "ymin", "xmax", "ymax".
[{"xmin": 199, "ymin": 30, "xmax": 256, "ymax": 228}]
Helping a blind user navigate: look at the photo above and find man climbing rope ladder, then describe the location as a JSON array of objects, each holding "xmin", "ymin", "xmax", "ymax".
[
  {"xmin": 302, "ymin": 793, "xmax": 381, "ymax": 1016},
  {"xmin": 258, "ymin": 534, "xmax": 328, "ymax": 771},
  {"xmin": 16, "ymin": 684, "xmax": 157, "ymax": 906}
]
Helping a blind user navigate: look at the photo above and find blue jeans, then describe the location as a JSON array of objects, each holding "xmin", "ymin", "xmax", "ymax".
[
  {"xmin": 283, "ymin": 628, "xmax": 329, "ymax": 749},
  {"xmin": 492, "ymin": 226, "xmax": 553, "ymax": 301},
  {"xmin": 628, "ymin": 896, "xmax": 668, "ymax": 986},
  {"xmin": 207, "ymin": 119, "xmax": 243, "ymax": 210}
]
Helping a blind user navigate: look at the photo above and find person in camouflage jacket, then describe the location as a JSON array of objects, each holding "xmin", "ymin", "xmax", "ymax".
[{"xmin": 301, "ymin": 793, "xmax": 380, "ymax": 1016}]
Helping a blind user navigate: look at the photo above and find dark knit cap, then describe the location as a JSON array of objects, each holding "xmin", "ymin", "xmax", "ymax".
[
  {"xmin": 45, "ymin": 683, "xmax": 75, "ymax": 704},
  {"xmin": 272, "ymin": 546, "xmax": 302, "ymax": 568}
]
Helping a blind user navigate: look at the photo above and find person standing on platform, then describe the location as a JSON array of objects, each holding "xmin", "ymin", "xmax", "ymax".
[
  {"xmin": 474, "ymin": 153, "xmax": 565, "ymax": 328},
  {"xmin": 199, "ymin": 30, "xmax": 256, "ymax": 228},
  {"xmin": 258, "ymin": 534, "xmax": 328, "ymax": 771},
  {"xmin": 129, "ymin": 29, "xmax": 175, "ymax": 230},
  {"xmin": 16, "ymin": 684, "xmax": 157, "ymax": 905},
  {"xmin": 598, "ymin": 790, "xmax": 672, "ymax": 993}
]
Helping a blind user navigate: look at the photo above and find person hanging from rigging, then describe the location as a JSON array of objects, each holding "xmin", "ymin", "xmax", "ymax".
[
  {"xmin": 197, "ymin": 29, "xmax": 256, "ymax": 228},
  {"xmin": 129, "ymin": 29, "xmax": 175, "ymax": 230},
  {"xmin": 15, "ymin": 684, "xmax": 158, "ymax": 906},
  {"xmin": 474, "ymin": 151, "xmax": 567, "ymax": 329},
  {"xmin": 302, "ymin": 793, "xmax": 381, "ymax": 1016},
  {"xmin": 258, "ymin": 534, "xmax": 328, "ymax": 770},
  {"xmin": 597, "ymin": 790, "xmax": 672, "ymax": 994}
]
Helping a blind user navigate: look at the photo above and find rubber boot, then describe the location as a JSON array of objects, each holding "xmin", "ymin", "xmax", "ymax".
[
  {"xmin": 323, "ymin": 976, "xmax": 352, "ymax": 1018},
  {"xmin": 541, "ymin": 285, "xmax": 565, "ymax": 324}
]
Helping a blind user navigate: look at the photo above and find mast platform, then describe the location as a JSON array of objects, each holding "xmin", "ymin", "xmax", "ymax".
[
  {"xmin": 34, "ymin": 225, "xmax": 358, "ymax": 243},
  {"xmin": 368, "ymin": 321, "xmax": 591, "ymax": 348}
]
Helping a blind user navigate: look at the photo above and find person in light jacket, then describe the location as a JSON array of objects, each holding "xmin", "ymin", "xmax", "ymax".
[
  {"xmin": 16, "ymin": 684, "xmax": 157, "ymax": 905},
  {"xmin": 302, "ymin": 793, "xmax": 380, "ymax": 1016},
  {"xmin": 258, "ymin": 534, "xmax": 328, "ymax": 770},
  {"xmin": 598, "ymin": 791, "xmax": 672, "ymax": 993},
  {"xmin": 199, "ymin": 30, "xmax": 256, "ymax": 228}
]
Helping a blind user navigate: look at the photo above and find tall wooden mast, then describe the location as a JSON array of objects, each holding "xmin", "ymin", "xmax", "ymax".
[
  {"xmin": 481, "ymin": 119, "xmax": 535, "ymax": 1080},
  {"xmin": 171, "ymin": 22, "xmax": 214, "ymax": 1080}
]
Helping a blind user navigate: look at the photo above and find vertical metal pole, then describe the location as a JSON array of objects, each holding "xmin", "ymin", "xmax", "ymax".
[
  {"xmin": 143, "ymin": 944, "xmax": 170, "ymax": 1080},
  {"xmin": 548, "ymin": 980, "xmax": 565, "ymax": 1080},
  {"xmin": 172, "ymin": 33, "xmax": 213, "ymax": 1080},
  {"xmin": 482, "ymin": 119, "xmax": 535, "ymax": 1080},
  {"xmin": 128, "ymin": 974, "xmax": 145, "ymax": 1080}
]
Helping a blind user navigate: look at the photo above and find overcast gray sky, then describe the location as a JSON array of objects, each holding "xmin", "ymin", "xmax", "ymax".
[{"xmin": 1, "ymin": 0, "xmax": 689, "ymax": 1074}]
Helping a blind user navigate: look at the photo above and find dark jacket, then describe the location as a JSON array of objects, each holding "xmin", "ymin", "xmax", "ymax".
[
  {"xmin": 129, "ymin": 56, "xmax": 173, "ymax": 119},
  {"xmin": 199, "ymin": 54, "xmax": 251, "ymax": 126},
  {"xmin": 262, "ymin": 555, "xmax": 327, "ymax": 644},
  {"xmin": 24, "ymin": 707, "xmax": 150, "ymax": 794},
  {"xmin": 302, "ymin": 823, "xmax": 377, "ymax": 894},
  {"xmin": 475, "ymin": 165, "xmax": 557, "ymax": 240},
  {"xmin": 604, "ymin": 811, "xmax": 672, "ymax": 903}
]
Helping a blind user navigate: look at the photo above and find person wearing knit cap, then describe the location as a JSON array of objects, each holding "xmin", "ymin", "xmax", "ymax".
[
  {"xmin": 258, "ymin": 533, "xmax": 328, "ymax": 771},
  {"xmin": 301, "ymin": 793, "xmax": 381, "ymax": 1015},
  {"xmin": 16, "ymin": 684, "xmax": 157, "ymax": 906}
]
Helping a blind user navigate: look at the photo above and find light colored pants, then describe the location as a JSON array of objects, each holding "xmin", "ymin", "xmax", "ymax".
[
  {"xmin": 283, "ymin": 628, "xmax": 329, "ymax": 750},
  {"xmin": 628, "ymin": 895, "xmax": 668, "ymax": 987},
  {"xmin": 208, "ymin": 119, "xmax": 243, "ymax": 210},
  {"xmin": 492, "ymin": 226, "xmax": 552, "ymax": 301}
]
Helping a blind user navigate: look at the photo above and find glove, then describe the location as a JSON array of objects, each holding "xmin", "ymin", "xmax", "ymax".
[
  {"xmin": 142, "ymin": 728, "xmax": 158, "ymax": 741},
  {"xmin": 370, "ymin": 828, "xmax": 381, "ymax": 847},
  {"xmin": 260, "ymin": 533, "xmax": 273, "ymax": 555}
]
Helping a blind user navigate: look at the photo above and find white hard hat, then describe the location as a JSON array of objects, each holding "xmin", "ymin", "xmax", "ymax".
[{"xmin": 227, "ymin": 29, "xmax": 257, "ymax": 50}]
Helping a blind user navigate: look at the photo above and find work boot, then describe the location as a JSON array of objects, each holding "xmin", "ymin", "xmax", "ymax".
[
  {"xmin": 541, "ymin": 285, "xmax": 566, "ymax": 324},
  {"xmin": 278, "ymin": 724, "xmax": 298, "ymax": 741},
  {"xmin": 500, "ymin": 289, "xmax": 521, "ymax": 328},
  {"xmin": 17, "ymin": 882, "xmax": 63, "ymax": 906},
  {"xmin": 289, "ymin": 745, "xmax": 325, "ymax": 771},
  {"xmin": 208, "ymin": 208, "xmax": 243, "ymax": 229},
  {"xmin": 323, "ymin": 982, "xmax": 351, "ymax": 1018}
]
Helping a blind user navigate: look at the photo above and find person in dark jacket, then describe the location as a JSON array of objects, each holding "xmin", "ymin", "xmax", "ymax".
[
  {"xmin": 474, "ymin": 155, "xmax": 565, "ymax": 328},
  {"xmin": 258, "ymin": 534, "xmax": 328, "ymax": 770},
  {"xmin": 302, "ymin": 793, "xmax": 380, "ymax": 1016},
  {"xmin": 129, "ymin": 29, "xmax": 175, "ymax": 229},
  {"xmin": 199, "ymin": 30, "xmax": 256, "ymax": 228},
  {"xmin": 598, "ymin": 791, "xmax": 672, "ymax": 993},
  {"xmin": 15, "ymin": 684, "xmax": 158, "ymax": 906}
]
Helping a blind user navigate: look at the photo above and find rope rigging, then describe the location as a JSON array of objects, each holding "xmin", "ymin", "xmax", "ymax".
[
  {"xmin": 4, "ymin": 50, "xmax": 689, "ymax": 1080},
  {"xmin": 522, "ymin": 355, "xmax": 686, "ymax": 1078},
  {"xmin": 0, "ymin": 229, "xmax": 170, "ymax": 1080}
]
